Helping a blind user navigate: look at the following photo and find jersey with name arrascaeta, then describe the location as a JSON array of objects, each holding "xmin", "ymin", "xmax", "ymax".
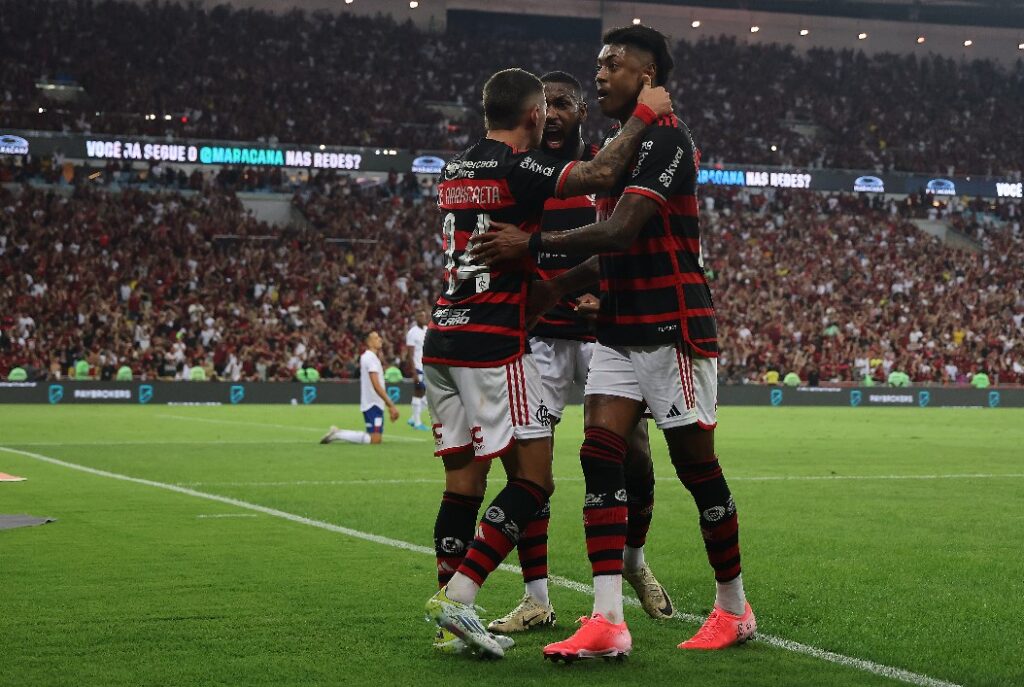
[{"xmin": 423, "ymin": 138, "xmax": 575, "ymax": 367}]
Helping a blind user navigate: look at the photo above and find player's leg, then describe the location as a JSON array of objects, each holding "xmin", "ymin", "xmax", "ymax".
[
  {"xmin": 427, "ymin": 359, "xmax": 551, "ymax": 658},
  {"xmin": 491, "ymin": 338, "xmax": 564, "ymax": 632},
  {"xmin": 423, "ymin": 363, "xmax": 504, "ymax": 657},
  {"xmin": 637, "ymin": 343, "xmax": 755, "ymax": 649},
  {"xmin": 444, "ymin": 356, "xmax": 553, "ymax": 607},
  {"xmin": 319, "ymin": 407, "xmax": 381, "ymax": 444},
  {"xmin": 621, "ymin": 419, "xmax": 675, "ymax": 619},
  {"xmin": 408, "ymin": 370, "xmax": 430, "ymax": 430},
  {"xmin": 543, "ymin": 344, "xmax": 642, "ymax": 661}
]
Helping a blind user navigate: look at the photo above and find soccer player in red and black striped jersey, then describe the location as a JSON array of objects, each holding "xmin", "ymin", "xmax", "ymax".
[
  {"xmin": 487, "ymin": 70, "xmax": 676, "ymax": 637},
  {"xmin": 424, "ymin": 67, "xmax": 674, "ymax": 659},
  {"xmin": 472, "ymin": 26, "xmax": 756, "ymax": 659}
]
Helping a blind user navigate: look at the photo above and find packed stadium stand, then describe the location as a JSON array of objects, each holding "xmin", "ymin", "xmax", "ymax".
[
  {"xmin": 2, "ymin": 0, "xmax": 1023, "ymax": 174},
  {"xmin": 1, "ymin": 0, "xmax": 1022, "ymax": 386},
  {"xmin": 2, "ymin": 176, "xmax": 1021, "ymax": 384}
]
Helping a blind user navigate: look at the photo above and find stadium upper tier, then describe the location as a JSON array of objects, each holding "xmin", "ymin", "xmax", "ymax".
[
  {"xmin": 1, "ymin": 180, "xmax": 1020, "ymax": 385},
  {"xmin": 1, "ymin": 0, "xmax": 1022, "ymax": 176}
]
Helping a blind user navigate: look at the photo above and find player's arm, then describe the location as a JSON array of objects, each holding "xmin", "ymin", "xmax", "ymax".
[
  {"xmin": 558, "ymin": 77, "xmax": 670, "ymax": 197},
  {"xmin": 405, "ymin": 344, "xmax": 418, "ymax": 383},
  {"xmin": 369, "ymin": 371, "xmax": 400, "ymax": 421},
  {"xmin": 473, "ymin": 193, "xmax": 660, "ymax": 265},
  {"xmin": 526, "ymin": 256, "xmax": 601, "ymax": 328}
]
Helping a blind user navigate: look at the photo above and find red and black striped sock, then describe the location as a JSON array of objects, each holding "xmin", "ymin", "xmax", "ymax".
[
  {"xmin": 433, "ymin": 491, "xmax": 483, "ymax": 588},
  {"xmin": 625, "ymin": 467, "xmax": 655, "ymax": 549},
  {"xmin": 516, "ymin": 499, "xmax": 550, "ymax": 583},
  {"xmin": 675, "ymin": 456, "xmax": 741, "ymax": 582},
  {"xmin": 580, "ymin": 426, "xmax": 628, "ymax": 577},
  {"xmin": 457, "ymin": 479, "xmax": 548, "ymax": 587}
]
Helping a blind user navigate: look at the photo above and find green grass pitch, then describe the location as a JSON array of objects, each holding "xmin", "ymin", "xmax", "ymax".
[{"xmin": 1, "ymin": 404, "xmax": 1022, "ymax": 687}]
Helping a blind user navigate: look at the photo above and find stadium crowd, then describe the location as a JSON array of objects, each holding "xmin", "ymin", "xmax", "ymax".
[
  {"xmin": 2, "ymin": 177, "xmax": 1021, "ymax": 385},
  {"xmin": 2, "ymin": 0, "xmax": 1023, "ymax": 175}
]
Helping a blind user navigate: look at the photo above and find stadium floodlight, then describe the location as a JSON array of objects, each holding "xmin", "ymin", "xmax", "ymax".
[
  {"xmin": 770, "ymin": 144, "xmax": 778, "ymax": 152},
  {"xmin": 38, "ymin": 107, "xmax": 45, "ymax": 114},
  {"xmin": 800, "ymin": 29, "xmax": 809, "ymax": 36},
  {"xmin": 917, "ymin": 36, "xmax": 926, "ymax": 44},
  {"xmin": 964, "ymin": 39, "xmax": 973, "ymax": 47},
  {"xmin": 691, "ymin": 20, "xmax": 701, "ymax": 28},
  {"xmin": 750, "ymin": 26, "xmax": 759, "ymax": 33},
  {"xmin": 319, "ymin": 144, "xmax": 326, "ymax": 150},
  {"xmin": 163, "ymin": 114, "xmax": 171, "ymax": 121},
  {"xmin": 632, "ymin": 17, "xmax": 641, "ymax": 25},
  {"xmin": 858, "ymin": 32, "xmax": 868, "ymax": 40},
  {"xmin": 409, "ymin": 1, "xmax": 418, "ymax": 7},
  {"xmin": 1019, "ymin": 42, "xmax": 1024, "ymax": 50}
]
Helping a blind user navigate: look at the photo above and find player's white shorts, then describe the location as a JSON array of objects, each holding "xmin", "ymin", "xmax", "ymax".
[
  {"xmin": 584, "ymin": 342, "xmax": 717, "ymax": 430},
  {"xmin": 529, "ymin": 336, "xmax": 594, "ymax": 420},
  {"xmin": 425, "ymin": 355, "xmax": 551, "ymax": 460}
]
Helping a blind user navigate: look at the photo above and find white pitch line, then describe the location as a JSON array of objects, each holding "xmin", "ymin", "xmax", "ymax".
[
  {"xmin": 156, "ymin": 413, "xmax": 428, "ymax": 443},
  {"xmin": 179, "ymin": 473, "xmax": 1024, "ymax": 488},
  {"xmin": 0, "ymin": 445, "xmax": 963, "ymax": 687},
  {"xmin": 196, "ymin": 514, "xmax": 258, "ymax": 519},
  {"xmin": 9, "ymin": 440, "xmax": 318, "ymax": 447}
]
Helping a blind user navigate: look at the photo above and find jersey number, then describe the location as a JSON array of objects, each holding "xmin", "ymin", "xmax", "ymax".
[{"xmin": 442, "ymin": 212, "xmax": 491, "ymax": 296}]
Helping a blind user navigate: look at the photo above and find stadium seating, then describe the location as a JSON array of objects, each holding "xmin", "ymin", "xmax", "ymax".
[
  {"xmin": 1, "ymin": 0, "xmax": 1023, "ymax": 174},
  {"xmin": 2, "ymin": 180, "xmax": 1020, "ymax": 384}
]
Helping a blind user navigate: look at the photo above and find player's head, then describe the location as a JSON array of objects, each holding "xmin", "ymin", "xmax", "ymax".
[
  {"xmin": 366, "ymin": 331, "xmax": 382, "ymax": 352},
  {"xmin": 596, "ymin": 24, "xmax": 674, "ymax": 120},
  {"xmin": 414, "ymin": 309, "xmax": 429, "ymax": 327},
  {"xmin": 482, "ymin": 68, "xmax": 546, "ymax": 148},
  {"xmin": 540, "ymin": 71, "xmax": 588, "ymax": 160}
]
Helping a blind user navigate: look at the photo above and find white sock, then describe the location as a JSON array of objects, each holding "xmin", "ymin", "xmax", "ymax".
[
  {"xmin": 445, "ymin": 572, "xmax": 480, "ymax": 605},
  {"xmin": 332, "ymin": 429, "xmax": 370, "ymax": 444},
  {"xmin": 715, "ymin": 574, "xmax": 747, "ymax": 616},
  {"xmin": 410, "ymin": 397, "xmax": 422, "ymax": 424},
  {"xmin": 525, "ymin": 579, "xmax": 549, "ymax": 607},
  {"xmin": 592, "ymin": 575, "xmax": 624, "ymax": 624},
  {"xmin": 623, "ymin": 545, "xmax": 645, "ymax": 572}
]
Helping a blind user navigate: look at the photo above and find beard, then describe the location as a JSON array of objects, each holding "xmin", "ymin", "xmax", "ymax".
[{"xmin": 541, "ymin": 122, "xmax": 584, "ymax": 161}]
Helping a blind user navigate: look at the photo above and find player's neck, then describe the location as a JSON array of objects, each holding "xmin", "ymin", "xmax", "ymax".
[
  {"xmin": 616, "ymin": 100, "xmax": 639, "ymax": 127},
  {"xmin": 487, "ymin": 129, "xmax": 533, "ymax": 153}
]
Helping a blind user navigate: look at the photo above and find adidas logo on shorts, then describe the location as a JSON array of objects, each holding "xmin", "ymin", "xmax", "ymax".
[{"xmin": 667, "ymin": 404, "xmax": 682, "ymax": 418}]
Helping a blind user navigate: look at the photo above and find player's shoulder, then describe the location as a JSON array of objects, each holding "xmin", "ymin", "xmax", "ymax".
[{"xmin": 441, "ymin": 138, "xmax": 510, "ymax": 181}]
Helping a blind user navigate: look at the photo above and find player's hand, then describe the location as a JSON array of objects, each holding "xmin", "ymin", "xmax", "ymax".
[
  {"xmin": 574, "ymin": 292, "xmax": 600, "ymax": 321},
  {"xmin": 526, "ymin": 280, "xmax": 561, "ymax": 329},
  {"xmin": 637, "ymin": 74, "xmax": 672, "ymax": 118},
  {"xmin": 388, "ymin": 404, "xmax": 400, "ymax": 422},
  {"xmin": 469, "ymin": 221, "xmax": 531, "ymax": 265}
]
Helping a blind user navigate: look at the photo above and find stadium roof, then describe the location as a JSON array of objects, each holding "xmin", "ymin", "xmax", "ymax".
[{"xmin": 640, "ymin": 0, "xmax": 1024, "ymax": 29}]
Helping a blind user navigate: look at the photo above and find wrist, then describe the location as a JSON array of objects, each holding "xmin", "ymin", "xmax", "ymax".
[
  {"xmin": 528, "ymin": 231, "xmax": 543, "ymax": 256},
  {"xmin": 632, "ymin": 103, "xmax": 658, "ymax": 126}
]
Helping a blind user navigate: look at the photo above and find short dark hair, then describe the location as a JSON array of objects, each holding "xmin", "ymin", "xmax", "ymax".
[
  {"xmin": 601, "ymin": 25, "xmax": 674, "ymax": 86},
  {"xmin": 540, "ymin": 70, "xmax": 583, "ymax": 97},
  {"xmin": 482, "ymin": 68, "xmax": 544, "ymax": 130}
]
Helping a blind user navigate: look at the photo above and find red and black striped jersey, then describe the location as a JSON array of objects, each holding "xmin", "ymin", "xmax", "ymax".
[
  {"xmin": 595, "ymin": 116, "xmax": 718, "ymax": 357},
  {"xmin": 423, "ymin": 138, "xmax": 576, "ymax": 367},
  {"xmin": 529, "ymin": 142, "xmax": 599, "ymax": 342}
]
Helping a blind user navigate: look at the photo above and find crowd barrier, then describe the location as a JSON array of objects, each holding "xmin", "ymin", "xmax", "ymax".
[{"xmin": 0, "ymin": 381, "xmax": 1019, "ymax": 408}]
